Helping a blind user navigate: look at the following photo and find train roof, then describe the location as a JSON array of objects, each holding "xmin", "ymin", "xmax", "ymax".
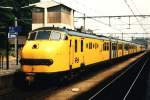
[
  {"xmin": 31, "ymin": 27, "xmax": 144, "ymax": 46},
  {"xmin": 32, "ymin": 27, "xmax": 110, "ymax": 41},
  {"xmin": 67, "ymin": 30, "xmax": 110, "ymax": 41},
  {"xmin": 32, "ymin": 27, "xmax": 67, "ymax": 32}
]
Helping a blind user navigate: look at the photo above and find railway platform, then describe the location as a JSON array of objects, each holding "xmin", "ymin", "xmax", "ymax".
[
  {"xmin": 0, "ymin": 57, "xmax": 19, "ymax": 76},
  {"xmin": 0, "ymin": 56, "xmax": 19, "ymax": 95}
]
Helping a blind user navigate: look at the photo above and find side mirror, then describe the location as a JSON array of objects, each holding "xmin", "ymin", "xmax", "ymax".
[
  {"xmin": 62, "ymin": 34, "xmax": 68, "ymax": 40},
  {"xmin": 64, "ymin": 36, "xmax": 68, "ymax": 40}
]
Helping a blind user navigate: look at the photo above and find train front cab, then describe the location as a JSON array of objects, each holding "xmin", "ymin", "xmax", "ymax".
[{"xmin": 20, "ymin": 29, "xmax": 74, "ymax": 79}]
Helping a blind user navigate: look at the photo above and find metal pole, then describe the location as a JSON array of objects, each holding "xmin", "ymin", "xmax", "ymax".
[
  {"xmin": 109, "ymin": 16, "xmax": 111, "ymax": 26},
  {"xmin": 83, "ymin": 13, "xmax": 86, "ymax": 32},
  {"xmin": 16, "ymin": 34, "xmax": 18, "ymax": 65},
  {"xmin": 128, "ymin": 16, "xmax": 130, "ymax": 29},
  {"xmin": 0, "ymin": 55, "xmax": 1, "ymax": 69},
  {"xmin": 44, "ymin": 7, "xmax": 47, "ymax": 27},
  {"xmin": 6, "ymin": 31, "xmax": 9, "ymax": 69},
  {"xmin": 122, "ymin": 32, "xmax": 123, "ymax": 40},
  {"xmin": 14, "ymin": 17, "xmax": 18, "ymax": 65},
  {"xmin": 2, "ymin": 56, "xmax": 4, "ymax": 69}
]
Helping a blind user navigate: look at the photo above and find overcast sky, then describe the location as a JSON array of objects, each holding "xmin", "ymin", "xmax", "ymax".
[{"xmin": 43, "ymin": 0, "xmax": 150, "ymax": 40}]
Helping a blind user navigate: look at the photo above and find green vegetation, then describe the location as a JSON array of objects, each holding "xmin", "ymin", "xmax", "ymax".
[
  {"xmin": 0, "ymin": 0, "xmax": 40, "ymax": 36},
  {"xmin": 0, "ymin": 0, "xmax": 40, "ymax": 51}
]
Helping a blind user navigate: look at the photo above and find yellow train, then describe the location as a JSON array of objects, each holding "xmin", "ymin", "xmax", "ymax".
[{"xmin": 18, "ymin": 27, "xmax": 145, "ymax": 83}]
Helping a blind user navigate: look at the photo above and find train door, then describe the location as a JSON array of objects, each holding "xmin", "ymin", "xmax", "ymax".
[
  {"xmin": 80, "ymin": 39, "xmax": 84, "ymax": 66},
  {"xmin": 122, "ymin": 43, "xmax": 124, "ymax": 56},
  {"xmin": 112, "ymin": 43, "xmax": 114, "ymax": 59},
  {"xmin": 115, "ymin": 43, "xmax": 118, "ymax": 58},
  {"xmin": 112, "ymin": 42, "xmax": 117, "ymax": 58},
  {"xmin": 69, "ymin": 38, "xmax": 81, "ymax": 69},
  {"xmin": 109, "ymin": 41, "xmax": 112, "ymax": 59},
  {"xmin": 69, "ymin": 39, "xmax": 73, "ymax": 68}
]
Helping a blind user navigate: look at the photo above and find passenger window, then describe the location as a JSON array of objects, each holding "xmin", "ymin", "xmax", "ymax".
[
  {"xmin": 91, "ymin": 42, "xmax": 92, "ymax": 49},
  {"xmin": 105, "ymin": 43, "xmax": 106, "ymax": 50},
  {"xmin": 86, "ymin": 43, "xmax": 88, "ymax": 48},
  {"xmin": 118, "ymin": 44, "xmax": 120, "ymax": 49},
  {"xmin": 89, "ymin": 42, "xmax": 92, "ymax": 49},
  {"xmin": 124, "ymin": 44, "xmax": 129, "ymax": 50},
  {"xmin": 94, "ymin": 43, "xmax": 97, "ymax": 49},
  {"xmin": 81, "ymin": 40, "xmax": 83, "ymax": 52},
  {"xmin": 106, "ymin": 43, "xmax": 107, "ymax": 50},
  {"xmin": 97, "ymin": 44, "xmax": 98, "ymax": 48},
  {"xmin": 97, "ymin": 44, "xmax": 99, "ymax": 49},
  {"xmin": 113, "ymin": 43, "xmax": 116, "ymax": 50},
  {"xmin": 93, "ymin": 44, "xmax": 95, "ymax": 49},
  {"xmin": 75, "ymin": 40, "xmax": 77, "ymax": 52},
  {"xmin": 103, "ymin": 43, "xmax": 105, "ymax": 51},
  {"xmin": 107, "ymin": 43, "xmax": 109, "ymax": 50},
  {"xmin": 99, "ymin": 44, "xmax": 102, "ymax": 51},
  {"xmin": 119, "ymin": 44, "xmax": 123, "ymax": 50},
  {"xmin": 104, "ymin": 42, "xmax": 107, "ymax": 51}
]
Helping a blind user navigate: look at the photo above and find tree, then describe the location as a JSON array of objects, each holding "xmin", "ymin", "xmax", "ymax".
[{"xmin": 0, "ymin": 0, "xmax": 40, "ymax": 36}]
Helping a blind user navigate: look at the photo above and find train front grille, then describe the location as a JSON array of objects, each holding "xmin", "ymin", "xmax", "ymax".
[{"xmin": 20, "ymin": 59, "xmax": 53, "ymax": 65}]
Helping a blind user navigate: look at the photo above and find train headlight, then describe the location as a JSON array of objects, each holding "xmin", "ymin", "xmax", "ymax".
[{"xmin": 32, "ymin": 44, "xmax": 39, "ymax": 49}]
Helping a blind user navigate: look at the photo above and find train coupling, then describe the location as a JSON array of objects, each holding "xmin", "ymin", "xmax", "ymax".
[{"xmin": 25, "ymin": 73, "xmax": 35, "ymax": 81}]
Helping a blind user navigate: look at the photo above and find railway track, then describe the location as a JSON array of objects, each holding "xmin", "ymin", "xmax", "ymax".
[
  {"xmin": 82, "ymin": 52, "xmax": 150, "ymax": 100},
  {"xmin": 0, "ymin": 52, "xmax": 147, "ymax": 100}
]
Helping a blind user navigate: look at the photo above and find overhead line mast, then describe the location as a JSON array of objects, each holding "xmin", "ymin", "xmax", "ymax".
[{"xmin": 123, "ymin": 0, "xmax": 147, "ymax": 33}]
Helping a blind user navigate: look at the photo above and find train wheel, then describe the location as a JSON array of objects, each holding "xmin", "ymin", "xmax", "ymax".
[
  {"xmin": 68, "ymin": 65, "xmax": 73, "ymax": 80},
  {"xmin": 80, "ymin": 63, "xmax": 86, "ymax": 72},
  {"xmin": 13, "ymin": 71, "xmax": 24, "ymax": 88},
  {"xmin": 13, "ymin": 71, "xmax": 33, "ymax": 89}
]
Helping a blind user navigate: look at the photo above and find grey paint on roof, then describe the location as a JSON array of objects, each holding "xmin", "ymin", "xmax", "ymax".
[
  {"xmin": 67, "ymin": 31, "xmax": 110, "ymax": 41},
  {"xmin": 31, "ymin": 27, "xmax": 143, "ymax": 45}
]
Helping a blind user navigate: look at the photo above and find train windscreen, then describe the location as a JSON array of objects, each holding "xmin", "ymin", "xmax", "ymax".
[
  {"xmin": 50, "ymin": 31, "xmax": 61, "ymax": 40},
  {"xmin": 28, "ymin": 31, "xmax": 61, "ymax": 40},
  {"xmin": 36, "ymin": 31, "xmax": 50, "ymax": 40}
]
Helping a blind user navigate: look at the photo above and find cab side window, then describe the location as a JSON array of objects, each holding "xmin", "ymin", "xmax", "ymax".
[
  {"xmin": 28, "ymin": 32, "xmax": 36, "ymax": 40},
  {"xmin": 50, "ymin": 31, "xmax": 61, "ymax": 40}
]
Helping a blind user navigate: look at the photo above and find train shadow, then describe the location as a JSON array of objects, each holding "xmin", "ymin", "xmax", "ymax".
[{"xmin": 13, "ymin": 52, "xmax": 142, "ymax": 92}]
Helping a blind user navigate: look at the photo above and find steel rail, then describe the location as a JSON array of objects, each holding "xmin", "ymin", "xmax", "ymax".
[
  {"xmin": 123, "ymin": 58, "xmax": 149, "ymax": 100},
  {"xmin": 88, "ymin": 55, "xmax": 145, "ymax": 100}
]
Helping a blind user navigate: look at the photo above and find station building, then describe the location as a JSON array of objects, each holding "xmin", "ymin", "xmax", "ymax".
[{"xmin": 31, "ymin": 0, "xmax": 75, "ymax": 30}]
